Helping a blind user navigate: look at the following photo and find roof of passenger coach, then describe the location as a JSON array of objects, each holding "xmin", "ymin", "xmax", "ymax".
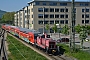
[{"xmin": 19, "ymin": 27, "xmax": 41, "ymax": 34}]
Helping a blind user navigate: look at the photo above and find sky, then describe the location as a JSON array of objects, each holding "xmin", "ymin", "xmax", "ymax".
[{"xmin": 0, "ymin": 0, "xmax": 89, "ymax": 12}]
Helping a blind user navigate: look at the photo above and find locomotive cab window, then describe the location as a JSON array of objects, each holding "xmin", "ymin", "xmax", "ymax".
[
  {"xmin": 49, "ymin": 42, "xmax": 55, "ymax": 48},
  {"xmin": 41, "ymin": 35, "xmax": 45, "ymax": 38},
  {"xmin": 47, "ymin": 35, "xmax": 50, "ymax": 38}
]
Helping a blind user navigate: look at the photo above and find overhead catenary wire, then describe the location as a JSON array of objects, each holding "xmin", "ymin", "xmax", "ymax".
[{"xmin": 7, "ymin": 38, "xmax": 26, "ymax": 60}]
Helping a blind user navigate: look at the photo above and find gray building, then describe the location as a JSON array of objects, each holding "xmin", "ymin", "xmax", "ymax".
[{"xmin": 14, "ymin": 0, "xmax": 90, "ymax": 33}]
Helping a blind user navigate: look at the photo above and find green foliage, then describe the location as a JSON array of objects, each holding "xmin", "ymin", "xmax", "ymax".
[
  {"xmin": 45, "ymin": 24, "xmax": 50, "ymax": 33},
  {"xmin": 75, "ymin": 24, "xmax": 81, "ymax": 33},
  {"xmin": 52, "ymin": 24, "xmax": 57, "ymax": 33},
  {"xmin": 1, "ymin": 12, "xmax": 15, "ymax": 24},
  {"xmin": 7, "ymin": 34, "xmax": 47, "ymax": 60},
  {"xmin": 57, "ymin": 44, "xmax": 90, "ymax": 60},
  {"xmin": 61, "ymin": 25, "xmax": 69, "ymax": 35}
]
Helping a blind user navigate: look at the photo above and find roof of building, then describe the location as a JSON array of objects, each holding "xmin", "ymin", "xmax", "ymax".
[{"xmin": 28, "ymin": 0, "xmax": 89, "ymax": 4}]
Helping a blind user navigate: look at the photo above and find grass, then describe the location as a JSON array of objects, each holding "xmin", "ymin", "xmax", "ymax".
[
  {"xmin": 57, "ymin": 43, "xmax": 90, "ymax": 60},
  {"xmin": 7, "ymin": 34, "xmax": 47, "ymax": 60}
]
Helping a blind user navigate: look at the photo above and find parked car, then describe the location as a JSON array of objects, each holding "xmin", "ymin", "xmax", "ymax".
[{"xmin": 57, "ymin": 38, "xmax": 69, "ymax": 43}]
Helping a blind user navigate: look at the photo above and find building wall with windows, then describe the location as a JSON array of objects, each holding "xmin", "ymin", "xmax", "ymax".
[{"xmin": 14, "ymin": 0, "xmax": 90, "ymax": 33}]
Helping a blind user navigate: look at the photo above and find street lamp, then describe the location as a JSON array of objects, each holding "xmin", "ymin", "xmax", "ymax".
[{"xmin": 56, "ymin": 24, "xmax": 61, "ymax": 38}]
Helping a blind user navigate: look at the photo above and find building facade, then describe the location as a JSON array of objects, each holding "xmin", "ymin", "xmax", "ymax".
[{"xmin": 14, "ymin": 0, "xmax": 90, "ymax": 33}]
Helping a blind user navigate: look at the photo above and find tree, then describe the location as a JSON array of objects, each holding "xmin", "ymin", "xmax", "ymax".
[
  {"xmin": 45, "ymin": 24, "xmax": 50, "ymax": 33},
  {"xmin": 61, "ymin": 25, "xmax": 69, "ymax": 35},
  {"xmin": 1, "ymin": 12, "xmax": 15, "ymax": 24},
  {"xmin": 75, "ymin": 24, "xmax": 81, "ymax": 33},
  {"xmin": 52, "ymin": 24, "xmax": 57, "ymax": 33},
  {"xmin": 79, "ymin": 28, "xmax": 87, "ymax": 49}
]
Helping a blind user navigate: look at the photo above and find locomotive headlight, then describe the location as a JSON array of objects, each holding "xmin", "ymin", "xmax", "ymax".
[{"xmin": 52, "ymin": 50, "xmax": 56, "ymax": 52}]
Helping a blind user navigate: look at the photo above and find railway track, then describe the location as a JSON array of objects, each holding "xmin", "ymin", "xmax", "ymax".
[{"xmin": 7, "ymin": 32, "xmax": 69, "ymax": 60}]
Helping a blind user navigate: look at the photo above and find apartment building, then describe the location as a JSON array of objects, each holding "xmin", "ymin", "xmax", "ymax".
[{"xmin": 14, "ymin": 0, "xmax": 90, "ymax": 33}]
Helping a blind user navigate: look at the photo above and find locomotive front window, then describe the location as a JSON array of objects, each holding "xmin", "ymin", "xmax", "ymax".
[{"xmin": 49, "ymin": 42, "xmax": 55, "ymax": 48}]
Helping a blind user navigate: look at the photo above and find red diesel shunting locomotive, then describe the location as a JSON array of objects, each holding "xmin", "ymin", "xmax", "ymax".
[{"xmin": 2, "ymin": 24, "xmax": 60, "ymax": 55}]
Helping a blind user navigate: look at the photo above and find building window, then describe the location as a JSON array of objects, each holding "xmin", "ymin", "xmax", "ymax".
[
  {"xmin": 31, "ymin": 8, "xmax": 33, "ymax": 12},
  {"xmin": 50, "ymin": 20, "xmax": 54, "ymax": 24},
  {"xmin": 28, "ymin": 9, "xmax": 30, "ymax": 14},
  {"xmin": 65, "ymin": 15, "xmax": 68, "ymax": 18},
  {"xmin": 82, "ymin": 20, "xmax": 84, "ymax": 24},
  {"xmin": 86, "ymin": 9, "xmax": 89, "ymax": 12},
  {"xmin": 60, "ymin": 3, "xmax": 67, "ymax": 6},
  {"xmin": 25, "ymin": 10, "xmax": 27, "ymax": 13},
  {"xmin": 80, "ymin": 3, "xmax": 84, "ymax": 6},
  {"xmin": 65, "ymin": 20, "xmax": 68, "ymax": 24},
  {"xmin": 44, "ymin": 14, "xmax": 49, "ymax": 18},
  {"xmin": 55, "ymin": 14, "xmax": 59, "ymax": 18},
  {"xmin": 38, "ymin": 8, "xmax": 43, "ymax": 12},
  {"xmin": 66, "ymin": 8, "xmax": 68, "ymax": 12},
  {"xmin": 49, "ymin": 2, "xmax": 57, "ymax": 6},
  {"xmin": 86, "ymin": 14, "xmax": 89, "ymax": 18},
  {"xmin": 44, "ymin": 8, "xmax": 49, "ymax": 12},
  {"xmin": 42, "ymin": 2, "xmax": 46, "ymax": 5},
  {"xmin": 60, "ymin": 20, "xmax": 64, "ymax": 24},
  {"xmin": 38, "ymin": 20, "xmax": 43, "ymax": 24},
  {"xmin": 85, "ymin": 3, "xmax": 89, "ymax": 6},
  {"xmin": 55, "ymin": 8, "xmax": 59, "ymax": 12},
  {"xmin": 44, "ymin": 21, "xmax": 49, "ymax": 24},
  {"xmin": 82, "ymin": 14, "xmax": 84, "ymax": 18},
  {"xmin": 60, "ymin": 15, "xmax": 64, "ymax": 18},
  {"xmin": 55, "ymin": 20, "xmax": 59, "ymax": 24},
  {"xmin": 50, "ymin": 8, "xmax": 54, "ymax": 12},
  {"xmin": 50, "ymin": 14, "xmax": 54, "ymax": 18},
  {"xmin": 35, "ymin": 2, "xmax": 40, "ymax": 5},
  {"xmin": 32, "ymin": 15, "xmax": 33, "ymax": 18},
  {"xmin": 82, "ymin": 9, "xmax": 84, "ymax": 12},
  {"xmin": 74, "ymin": 8, "xmax": 76, "ymax": 13},
  {"xmin": 38, "ymin": 14, "xmax": 43, "ymax": 18},
  {"xmin": 85, "ymin": 20, "xmax": 89, "ymax": 23},
  {"xmin": 60, "ymin": 9, "xmax": 64, "ymax": 12}
]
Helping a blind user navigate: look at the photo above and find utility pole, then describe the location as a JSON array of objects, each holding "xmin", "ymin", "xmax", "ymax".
[
  {"xmin": 43, "ymin": 7, "xmax": 45, "ymax": 34},
  {"xmin": 71, "ymin": 0, "xmax": 75, "ymax": 51}
]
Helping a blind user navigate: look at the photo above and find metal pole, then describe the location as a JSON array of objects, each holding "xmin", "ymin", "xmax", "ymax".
[
  {"xmin": 71, "ymin": 0, "xmax": 75, "ymax": 51},
  {"xmin": 43, "ymin": 7, "xmax": 45, "ymax": 34}
]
